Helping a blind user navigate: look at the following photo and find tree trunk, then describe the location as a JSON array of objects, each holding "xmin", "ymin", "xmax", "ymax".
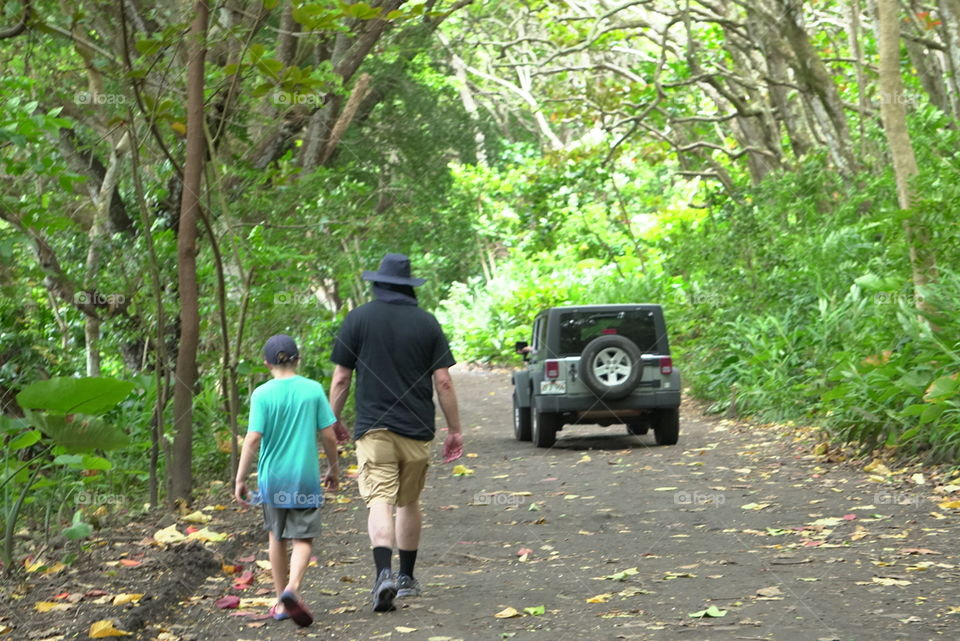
[
  {"xmin": 170, "ymin": 0, "xmax": 209, "ymax": 507},
  {"xmin": 876, "ymin": 0, "xmax": 938, "ymax": 311}
]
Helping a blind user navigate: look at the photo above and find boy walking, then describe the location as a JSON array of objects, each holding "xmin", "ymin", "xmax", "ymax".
[{"xmin": 235, "ymin": 334, "xmax": 340, "ymax": 627}]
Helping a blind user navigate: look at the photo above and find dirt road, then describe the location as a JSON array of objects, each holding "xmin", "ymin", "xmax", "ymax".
[{"xmin": 9, "ymin": 367, "xmax": 960, "ymax": 640}]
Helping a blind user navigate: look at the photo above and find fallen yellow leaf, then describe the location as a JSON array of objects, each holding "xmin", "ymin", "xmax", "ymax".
[
  {"xmin": 112, "ymin": 594, "xmax": 143, "ymax": 606},
  {"xmin": 35, "ymin": 601, "xmax": 72, "ymax": 613},
  {"xmin": 89, "ymin": 620, "xmax": 131, "ymax": 638},
  {"xmin": 937, "ymin": 500, "xmax": 960, "ymax": 510},
  {"xmin": 451, "ymin": 464, "xmax": 474, "ymax": 476},
  {"xmin": 185, "ymin": 527, "xmax": 226, "ymax": 543},
  {"xmin": 863, "ymin": 459, "xmax": 892, "ymax": 476},
  {"xmin": 494, "ymin": 606, "xmax": 522, "ymax": 618},
  {"xmin": 395, "ymin": 626, "xmax": 418, "ymax": 633},
  {"xmin": 181, "ymin": 510, "xmax": 211, "ymax": 524},
  {"xmin": 586, "ymin": 593, "xmax": 613, "ymax": 603},
  {"xmin": 153, "ymin": 524, "xmax": 185, "ymax": 544}
]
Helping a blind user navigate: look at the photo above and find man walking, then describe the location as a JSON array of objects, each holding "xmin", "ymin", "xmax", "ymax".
[{"xmin": 329, "ymin": 253, "xmax": 464, "ymax": 613}]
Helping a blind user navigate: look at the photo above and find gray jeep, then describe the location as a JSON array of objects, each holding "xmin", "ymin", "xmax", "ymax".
[{"xmin": 511, "ymin": 304, "xmax": 681, "ymax": 447}]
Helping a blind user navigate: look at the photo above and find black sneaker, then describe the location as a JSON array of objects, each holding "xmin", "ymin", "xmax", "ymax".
[
  {"xmin": 371, "ymin": 568, "xmax": 397, "ymax": 612},
  {"xmin": 396, "ymin": 573, "xmax": 421, "ymax": 598}
]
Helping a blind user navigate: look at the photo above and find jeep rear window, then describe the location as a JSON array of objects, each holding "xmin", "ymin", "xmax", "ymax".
[{"xmin": 557, "ymin": 310, "xmax": 659, "ymax": 356}]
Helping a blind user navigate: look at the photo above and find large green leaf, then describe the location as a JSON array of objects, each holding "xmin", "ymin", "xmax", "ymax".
[
  {"xmin": 25, "ymin": 411, "xmax": 130, "ymax": 452},
  {"xmin": 17, "ymin": 377, "xmax": 134, "ymax": 415}
]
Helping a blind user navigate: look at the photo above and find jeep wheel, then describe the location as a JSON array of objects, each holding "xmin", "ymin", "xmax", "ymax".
[
  {"xmin": 513, "ymin": 391, "xmax": 532, "ymax": 441},
  {"xmin": 580, "ymin": 335, "xmax": 643, "ymax": 399},
  {"xmin": 652, "ymin": 408, "xmax": 680, "ymax": 445},
  {"xmin": 626, "ymin": 421, "xmax": 648, "ymax": 436},
  {"xmin": 531, "ymin": 406, "xmax": 559, "ymax": 448}
]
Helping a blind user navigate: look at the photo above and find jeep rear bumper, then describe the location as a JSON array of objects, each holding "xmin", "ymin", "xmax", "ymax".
[{"xmin": 535, "ymin": 391, "xmax": 681, "ymax": 414}]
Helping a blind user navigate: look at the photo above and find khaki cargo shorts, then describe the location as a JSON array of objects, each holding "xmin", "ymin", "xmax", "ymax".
[{"xmin": 356, "ymin": 429, "xmax": 430, "ymax": 507}]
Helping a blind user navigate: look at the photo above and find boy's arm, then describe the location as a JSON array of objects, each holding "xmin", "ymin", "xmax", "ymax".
[
  {"xmin": 321, "ymin": 425, "xmax": 340, "ymax": 491},
  {"xmin": 234, "ymin": 431, "xmax": 262, "ymax": 506}
]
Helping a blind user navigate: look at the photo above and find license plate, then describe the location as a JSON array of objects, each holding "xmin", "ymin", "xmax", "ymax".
[{"xmin": 540, "ymin": 380, "xmax": 566, "ymax": 394}]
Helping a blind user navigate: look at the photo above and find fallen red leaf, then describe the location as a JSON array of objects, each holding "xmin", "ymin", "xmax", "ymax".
[
  {"xmin": 236, "ymin": 554, "xmax": 256, "ymax": 563},
  {"xmin": 232, "ymin": 570, "xmax": 255, "ymax": 590},
  {"xmin": 84, "ymin": 589, "xmax": 109, "ymax": 598},
  {"xmin": 119, "ymin": 559, "xmax": 142, "ymax": 567},
  {"xmin": 215, "ymin": 595, "xmax": 241, "ymax": 609},
  {"xmin": 53, "ymin": 592, "xmax": 71, "ymax": 600},
  {"xmin": 517, "ymin": 547, "xmax": 534, "ymax": 557},
  {"xmin": 842, "ymin": 514, "xmax": 857, "ymax": 520}
]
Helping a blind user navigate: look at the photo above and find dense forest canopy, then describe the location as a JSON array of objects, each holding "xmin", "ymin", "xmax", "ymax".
[{"xmin": 1, "ymin": 0, "xmax": 959, "ymax": 563}]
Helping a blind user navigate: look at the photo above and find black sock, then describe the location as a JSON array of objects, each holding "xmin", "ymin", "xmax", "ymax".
[
  {"xmin": 398, "ymin": 549, "xmax": 417, "ymax": 578},
  {"xmin": 373, "ymin": 546, "xmax": 392, "ymax": 575}
]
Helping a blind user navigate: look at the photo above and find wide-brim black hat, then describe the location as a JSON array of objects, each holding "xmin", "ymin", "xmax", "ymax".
[{"xmin": 362, "ymin": 253, "xmax": 426, "ymax": 287}]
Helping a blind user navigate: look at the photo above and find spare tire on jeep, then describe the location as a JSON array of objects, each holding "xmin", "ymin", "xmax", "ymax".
[{"xmin": 579, "ymin": 334, "xmax": 643, "ymax": 400}]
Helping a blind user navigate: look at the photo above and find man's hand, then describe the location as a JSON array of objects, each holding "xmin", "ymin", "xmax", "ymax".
[
  {"xmin": 323, "ymin": 468, "xmax": 340, "ymax": 491},
  {"xmin": 442, "ymin": 431, "xmax": 464, "ymax": 463},
  {"xmin": 332, "ymin": 420, "xmax": 351, "ymax": 444},
  {"xmin": 234, "ymin": 480, "xmax": 250, "ymax": 506}
]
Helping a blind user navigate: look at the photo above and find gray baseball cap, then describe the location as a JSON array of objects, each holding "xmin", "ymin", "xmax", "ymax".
[{"xmin": 263, "ymin": 334, "xmax": 299, "ymax": 365}]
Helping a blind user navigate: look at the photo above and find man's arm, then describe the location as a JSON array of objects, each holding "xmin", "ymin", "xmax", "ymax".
[
  {"xmin": 320, "ymin": 424, "xmax": 340, "ymax": 491},
  {"xmin": 234, "ymin": 431, "xmax": 262, "ymax": 505},
  {"xmin": 329, "ymin": 364, "xmax": 354, "ymax": 418},
  {"xmin": 329, "ymin": 364, "xmax": 354, "ymax": 442},
  {"xmin": 434, "ymin": 367, "xmax": 464, "ymax": 462}
]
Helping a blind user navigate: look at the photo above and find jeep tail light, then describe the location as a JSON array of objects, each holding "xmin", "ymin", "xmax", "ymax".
[
  {"xmin": 659, "ymin": 357, "xmax": 673, "ymax": 376},
  {"xmin": 545, "ymin": 360, "xmax": 559, "ymax": 379}
]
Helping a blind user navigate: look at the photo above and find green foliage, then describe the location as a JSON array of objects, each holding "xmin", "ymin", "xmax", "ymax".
[{"xmin": 441, "ymin": 128, "xmax": 960, "ymax": 462}]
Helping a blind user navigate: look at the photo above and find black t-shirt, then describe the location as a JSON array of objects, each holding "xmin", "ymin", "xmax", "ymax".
[{"xmin": 330, "ymin": 300, "xmax": 456, "ymax": 441}]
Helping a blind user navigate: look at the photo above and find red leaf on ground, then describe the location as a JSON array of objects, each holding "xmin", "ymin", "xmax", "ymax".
[
  {"xmin": 236, "ymin": 554, "xmax": 256, "ymax": 563},
  {"xmin": 53, "ymin": 592, "xmax": 71, "ymax": 600},
  {"xmin": 517, "ymin": 547, "xmax": 534, "ymax": 557},
  {"xmin": 84, "ymin": 589, "xmax": 109, "ymax": 597},
  {"xmin": 215, "ymin": 595, "xmax": 241, "ymax": 609},
  {"xmin": 119, "ymin": 559, "xmax": 142, "ymax": 567},
  {"xmin": 232, "ymin": 570, "xmax": 255, "ymax": 590},
  {"xmin": 842, "ymin": 514, "xmax": 857, "ymax": 520}
]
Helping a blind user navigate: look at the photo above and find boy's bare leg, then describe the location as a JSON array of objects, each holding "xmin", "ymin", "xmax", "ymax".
[
  {"xmin": 395, "ymin": 501, "xmax": 421, "ymax": 550},
  {"xmin": 268, "ymin": 532, "xmax": 289, "ymax": 610},
  {"xmin": 368, "ymin": 501, "xmax": 395, "ymax": 548},
  {"xmin": 286, "ymin": 539, "xmax": 313, "ymax": 594}
]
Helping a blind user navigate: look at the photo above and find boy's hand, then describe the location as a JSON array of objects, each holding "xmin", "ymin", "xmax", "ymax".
[
  {"xmin": 332, "ymin": 420, "xmax": 351, "ymax": 444},
  {"xmin": 234, "ymin": 480, "xmax": 250, "ymax": 506},
  {"xmin": 323, "ymin": 469, "xmax": 340, "ymax": 491},
  {"xmin": 442, "ymin": 431, "xmax": 464, "ymax": 463}
]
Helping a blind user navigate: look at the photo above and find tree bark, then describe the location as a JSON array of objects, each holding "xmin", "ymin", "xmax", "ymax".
[
  {"xmin": 876, "ymin": 0, "xmax": 937, "ymax": 312},
  {"xmin": 170, "ymin": 0, "xmax": 209, "ymax": 507}
]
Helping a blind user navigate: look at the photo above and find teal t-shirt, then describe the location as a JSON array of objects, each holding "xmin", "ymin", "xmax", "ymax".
[{"xmin": 248, "ymin": 375, "xmax": 336, "ymax": 508}]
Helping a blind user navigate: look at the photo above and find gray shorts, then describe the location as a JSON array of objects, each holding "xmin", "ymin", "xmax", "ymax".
[{"xmin": 262, "ymin": 505, "xmax": 322, "ymax": 540}]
